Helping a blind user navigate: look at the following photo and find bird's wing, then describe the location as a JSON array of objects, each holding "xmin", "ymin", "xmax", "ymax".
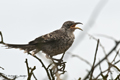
[{"xmin": 29, "ymin": 29, "xmax": 64, "ymax": 45}]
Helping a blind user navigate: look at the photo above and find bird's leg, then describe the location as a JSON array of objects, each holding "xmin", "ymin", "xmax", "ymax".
[
  {"xmin": 52, "ymin": 52, "xmax": 65, "ymax": 62},
  {"xmin": 49, "ymin": 55, "xmax": 66, "ymax": 74},
  {"xmin": 50, "ymin": 53, "xmax": 66, "ymax": 68},
  {"xmin": 60, "ymin": 52, "xmax": 65, "ymax": 61}
]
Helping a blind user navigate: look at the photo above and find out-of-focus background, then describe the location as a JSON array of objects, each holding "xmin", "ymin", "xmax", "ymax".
[{"xmin": 0, "ymin": 0, "xmax": 120, "ymax": 80}]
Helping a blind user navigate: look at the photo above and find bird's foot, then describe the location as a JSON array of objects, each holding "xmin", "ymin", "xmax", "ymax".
[
  {"xmin": 51, "ymin": 59, "xmax": 66, "ymax": 74},
  {"xmin": 52, "ymin": 58, "xmax": 63, "ymax": 62},
  {"xmin": 49, "ymin": 57, "xmax": 66, "ymax": 75},
  {"xmin": 51, "ymin": 57, "xmax": 66, "ymax": 68}
]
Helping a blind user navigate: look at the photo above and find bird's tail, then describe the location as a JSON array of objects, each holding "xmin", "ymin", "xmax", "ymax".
[{"xmin": 5, "ymin": 43, "xmax": 35, "ymax": 52}]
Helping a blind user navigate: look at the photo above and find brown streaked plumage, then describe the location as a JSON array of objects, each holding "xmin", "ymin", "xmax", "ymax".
[{"xmin": 5, "ymin": 21, "xmax": 83, "ymax": 57}]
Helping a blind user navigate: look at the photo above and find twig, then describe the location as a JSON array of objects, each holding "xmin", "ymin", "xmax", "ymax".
[
  {"xmin": 88, "ymin": 34, "xmax": 109, "ymax": 62},
  {"xmin": 32, "ymin": 72, "xmax": 37, "ymax": 80},
  {"xmin": 107, "ymin": 50, "xmax": 120, "ymax": 75},
  {"xmin": 111, "ymin": 50, "xmax": 119, "ymax": 63},
  {"xmin": 28, "ymin": 53, "xmax": 51, "ymax": 80},
  {"xmin": 95, "ymin": 49, "xmax": 120, "ymax": 79},
  {"xmin": 25, "ymin": 59, "xmax": 29, "ymax": 77},
  {"xmin": 95, "ymin": 67, "xmax": 108, "ymax": 79},
  {"xmin": 47, "ymin": 63, "xmax": 52, "ymax": 70},
  {"xmin": 84, "ymin": 40, "xmax": 120, "ymax": 80},
  {"xmin": 105, "ymin": 50, "xmax": 119, "ymax": 78},
  {"xmin": 27, "ymin": 66, "xmax": 36, "ymax": 80},
  {"xmin": 109, "ymin": 70, "xmax": 113, "ymax": 80},
  {"xmin": 115, "ymin": 74, "xmax": 120, "ymax": 80},
  {"xmin": 25, "ymin": 59, "xmax": 36, "ymax": 80},
  {"xmin": 33, "ymin": 73, "xmax": 37, "ymax": 80},
  {"xmin": 88, "ymin": 34, "xmax": 107, "ymax": 55},
  {"xmin": 114, "ymin": 60, "xmax": 120, "ymax": 65},
  {"xmin": 0, "ymin": 31, "xmax": 5, "ymax": 44},
  {"xmin": 49, "ymin": 56, "xmax": 66, "ymax": 79},
  {"xmin": 89, "ymin": 39, "xmax": 99, "ymax": 80},
  {"xmin": 86, "ymin": 34, "xmax": 120, "ymax": 79},
  {"xmin": 95, "ymin": 63, "xmax": 109, "ymax": 80},
  {"xmin": 96, "ymin": 62, "xmax": 103, "ymax": 79},
  {"xmin": 0, "ymin": 72, "xmax": 16, "ymax": 80},
  {"xmin": 109, "ymin": 63, "xmax": 120, "ymax": 72},
  {"xmin": 50, "ymin": 69, "xmax": 55, "ymax": 80},
  {"xmin": 0, "ymin": 66, "xmax": 4, "ymax": 70},
  {"xmin": 68, "ymin": 52, "xmax": 92, "ymax": 67},
  {"xmin": 95, "ymin": 34, "xmax": 117, "ymax": 41}
]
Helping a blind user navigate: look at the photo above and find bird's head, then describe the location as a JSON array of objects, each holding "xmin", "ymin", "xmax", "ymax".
[{"xmin": 61, "ymin": 21, "xmax": 83, "ymax": 32}]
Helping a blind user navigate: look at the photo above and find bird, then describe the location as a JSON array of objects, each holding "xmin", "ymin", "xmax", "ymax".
[{"xmin": 4, "ymin": 21, "xmax": 83, "ymax": 58}]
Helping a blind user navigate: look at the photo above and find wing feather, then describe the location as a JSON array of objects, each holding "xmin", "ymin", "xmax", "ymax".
[{"xmin": 29, "ymin": 29, "xmax": 64, "ymax": 45}]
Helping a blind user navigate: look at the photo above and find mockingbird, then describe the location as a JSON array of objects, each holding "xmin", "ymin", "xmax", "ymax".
[{"xmin": 5, "ymin": 21, "xmax": 83, "ymax": 57}]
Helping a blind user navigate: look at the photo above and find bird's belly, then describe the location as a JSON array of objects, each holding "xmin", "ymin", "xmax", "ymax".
[{"xmin": 41, "ymin": 39, "xmax": 73, "ymax": 56}]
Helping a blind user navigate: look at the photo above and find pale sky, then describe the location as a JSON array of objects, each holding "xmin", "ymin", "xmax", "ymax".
[{"xmin": 0, "ymin": 0, "xmax": 120, "ymax": 80}]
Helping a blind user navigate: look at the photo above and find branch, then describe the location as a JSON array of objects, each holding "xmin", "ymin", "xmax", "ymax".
[
  {"xmin": 95, "ymin": 49, "xmax": 120, "ymax": 79},
  {"xmin": 109, "ymin": 63, "xmax": 120, "ymax": 72},
  {"xmin": 84, "ymin": 39, "xmax": 120, "ymax": 80},
  {"xmin": 25, "ymin": 59, "xmax": 29, "ymax": 77},
  {"xmin": 68, "ymin": 52, "xmax": 92, "ymax": 67},
  {"xmin": 25, "ymin": 59, "xmax": 36, "ymax": 80},
  {"xmin": 89, "ymin": 39, "xmax": 99, "ymax": 80},
  {"xmin": 114, "ymin": 60, "xmax": 120, "ymax": 65},
  {"xmin": 28, "ymin": 53, "xmax": 51, "ymax": 80},
  {"xmin": 0, "ymin": 72, "xmax": 17, "ymax": 80},
  {"xmin": 0, "ymin": 31, "xmax": 5, "ymax": 44},
  {"xmin": 0, "ymin": 66, "xmax": 4, "ymax": 70},
  {"xmin": 95, "ymin": 34, "xmax": 117, "ymax": 41},
  {"xmin": 49, "ymin": 69, "xmax": 55, "ymax": 80},
  {"xmin": 32, "ymin": 72, "xmax": 37, "ymax": 80},
  {"xmin": 27, "ymin": 66, "xmax": 36, "ymax": 80},
  {"xmin": 115, "ymin": 74, "xmax": 120, "ymax": 80}
]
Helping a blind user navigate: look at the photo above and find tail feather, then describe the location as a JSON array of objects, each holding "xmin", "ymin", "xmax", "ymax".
[{"xmin": 5, "ymin": 43, "xmax": 35, "ymax": 51}]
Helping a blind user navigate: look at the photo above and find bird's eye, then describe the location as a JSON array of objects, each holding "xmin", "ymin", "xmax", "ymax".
[{"xmin": 67, "ymin": 24, "xmax": 70, "ymax": 26}]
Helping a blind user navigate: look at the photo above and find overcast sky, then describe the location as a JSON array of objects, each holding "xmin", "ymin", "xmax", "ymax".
[{"xmin": 0, "ymin": 0, "xmax": 120, "ymax": 80}]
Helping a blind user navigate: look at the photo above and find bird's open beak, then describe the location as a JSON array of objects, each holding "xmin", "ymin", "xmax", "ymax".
[{"xmin": 70, "ymin": 22, "xmax": 83, "ymax": 31}]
